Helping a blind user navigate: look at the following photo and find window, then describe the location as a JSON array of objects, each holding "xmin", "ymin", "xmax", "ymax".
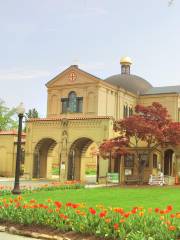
[
  {"xmin": 153, "ymin": 154, "xmax": 158, "ymax": 168},
  {"xmin": 139, "ymin": 153, "xmax": 149, "ymax": 168},
  {"xmin": 123, "ymin": 105, "xmax": 128, "ymax": 118},
  {"xmin": 129, "ymin": 107, "xmax": 133, "ymax": 116},
  {"xmin": 77, "ymin": 97, "xmax": 83, "ymax": 112},
  {"xmin": 61, "ymin": 91, "xmax": 83, "ymax": 113},
  {"xmin": 69, "ymin": 92, "xmax": 77, "ymax": 112},
  {"xmin": 61, "ymin": 98, "xmax": 68, "ymax": 113},
  {"xmin": 124, "ymin": 154, "xmax": 134, "ymax": 168}
]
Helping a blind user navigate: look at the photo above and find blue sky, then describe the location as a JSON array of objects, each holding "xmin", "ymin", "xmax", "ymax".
[{"xmin": 0, "ymin": 0, "xmax": 179, "ymax": 116}]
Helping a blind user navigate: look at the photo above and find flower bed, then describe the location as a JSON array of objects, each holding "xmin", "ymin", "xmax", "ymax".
[
  {"xmin": 0, "ymin": 196, "xmax": 179, "ymax": 240},
  {"xmin": 0, "ymin": 181, "xmax": 84, "ymax": 196}
]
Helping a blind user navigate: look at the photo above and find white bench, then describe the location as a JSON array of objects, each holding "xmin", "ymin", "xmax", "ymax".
[{"xmin": 148, "ymin": 173, "xmax": 165, "ymax": 186}]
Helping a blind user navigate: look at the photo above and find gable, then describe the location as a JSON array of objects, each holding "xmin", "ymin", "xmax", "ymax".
[{"xmin": 46, "ymin": 65, "xmax": 102, "ymax": 88}]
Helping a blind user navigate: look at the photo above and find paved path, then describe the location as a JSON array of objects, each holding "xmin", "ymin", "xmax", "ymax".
[
  {"xmin": 0, "ymin": 232, "xmax": 36, "ymax": 239},
  {"xmin": 0, "ymin": 178, "xmax": 58, "ymax": 189},
  {"xmin": 0, "ymin": 176, "xmax": 97, "ymax": 188},
  {"xmin": 0, "ymin": 176, "xmax": 117, "ymax": 189}
]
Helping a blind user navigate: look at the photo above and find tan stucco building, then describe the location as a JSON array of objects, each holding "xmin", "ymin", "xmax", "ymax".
[
  {"xmin": 1, "ymin": 57, "xmax": 180, "ymax": 183},
  {"xmin": 0, "ymin": 131, "xmax": 25, "ymax": 177}
]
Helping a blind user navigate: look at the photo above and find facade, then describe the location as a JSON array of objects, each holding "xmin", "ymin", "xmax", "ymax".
[
  {"xmin": 1, "ymin": 57, "xmax": 180, "ymax": 182},
  {"xmin": 0, "ymin": 131, "xmax": 25, "ymax": 177}
]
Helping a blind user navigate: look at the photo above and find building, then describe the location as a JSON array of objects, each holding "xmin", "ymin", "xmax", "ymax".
[
  {"xmin": 0, "ymin": 131, "xmax": 25, "ymax": 177},
  {"xmin": 1, "ymin": 57, "xmax": 180, "ymax": 183}
]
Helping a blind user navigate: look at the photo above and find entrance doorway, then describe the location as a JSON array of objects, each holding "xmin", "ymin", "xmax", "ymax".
[
  {"xmin": 114, "ymin": 155, "xmax": 121, "ymax": 173},
  {"xmin": 164, "ymin": 149, "xmax": 174, "ymax": 176},
  {"xmin": 67, "ymin": 137, "xmax": 97, "ymax": 181},
  {"xmin": 33, "ymin": 138, "xmax": 57, "ymax": 178}
]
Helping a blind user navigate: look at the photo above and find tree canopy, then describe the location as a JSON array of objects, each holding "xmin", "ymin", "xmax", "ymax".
[
  {"xmin": 25, "ymin": 108, "xmax": 39, "ymax": 120},
  {"xmin": 116, "ymin": 102, "xmax": 180, "ymax": 150},
  {"xmin": 0, "ymin": 99, "xmax": 18, "ymax": 131},
  {"xmin": 99, "ymin": 102, "xmax": 180, "ymax": 180}
]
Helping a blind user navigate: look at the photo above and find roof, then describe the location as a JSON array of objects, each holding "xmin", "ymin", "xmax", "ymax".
[
  {"xmin": 142, "ymin": 85, "xmax": 180, "ymax": 95},
  {"xmin": 46, "ymin": 65, "xmax": 103, "ymax": 87},
  {"xmin": 28, "ymin": 116, "xmax": 113, "ymax": 122},
  {"xmin": 104, "ymin": 74, "xmax": 152, "ymax": 95},
  {"xmin": 0, "ymin": 130, "xmax": 26, "ymax": 136}
]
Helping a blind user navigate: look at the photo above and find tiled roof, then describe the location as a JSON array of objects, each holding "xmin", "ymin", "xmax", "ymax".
[
  {"xmin": 0, "ymin": 130, "xmax": 26, "ymax": 136},
  {"xmin": 142, "ymin": 85, "xmax": 180, "ymax": 95},
  {"xmin": 28, "ymin": 116, "xmax": 113, "ymax": 122}
]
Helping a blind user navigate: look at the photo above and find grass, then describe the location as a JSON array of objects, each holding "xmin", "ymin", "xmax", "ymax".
[
  {"xmin": 85, "ymin": 169, "xmax": 96, "ymax": 175},
  {"xmin": 9, "ymin": 186, "xmax": 180, "ymax": 212}
]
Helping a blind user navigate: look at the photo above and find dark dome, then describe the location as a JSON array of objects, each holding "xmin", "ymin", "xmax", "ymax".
[{"xmin": 104, "ymin": 74, "xmax": 152, "ymax": 95}]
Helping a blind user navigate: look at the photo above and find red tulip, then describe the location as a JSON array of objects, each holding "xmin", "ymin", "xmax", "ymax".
[
  {"xmin": 99, "ymin": 211, "xmax": 107, "ymax": 218},
  {"xmin": 89, "ymin": 208, "xmax": 96, "ymax": 215},
  {"xmin": 54, "ymin": 201, "xmax": 62, "ymax": 208},
  {"xmin": 114, "ymin": 223, "xmax": 119, "ymax": 230}
]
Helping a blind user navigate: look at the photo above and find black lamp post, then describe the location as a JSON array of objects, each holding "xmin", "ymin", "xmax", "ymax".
[
  {"xmin": 12, "ymin": 103, "xmax": 25, "ymax": 195},
  {"xmin": 96, "ymin": 150, "xmax": 100, "ymax": 183}
]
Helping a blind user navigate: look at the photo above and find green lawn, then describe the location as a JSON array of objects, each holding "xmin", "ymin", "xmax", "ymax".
[{"xmin": 16, "ymin": 186, "xmax": 180, "ymax": 211}]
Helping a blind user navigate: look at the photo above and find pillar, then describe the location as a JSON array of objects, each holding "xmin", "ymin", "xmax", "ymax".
[
  {"xmin": 120, "ymin": 156, "xmax": 125, "ymax": 183},
  {"xmin": 46, "ymin": 154, "xmax": 53, "ymax": 179},
  {"xmin": 60, "ymin": 150, "xmax": 68, "ymax": 182},
  {"xmin": 80, "ymin": 156, "xmax": 86, "ymax": 182},
  {"xmin": 176, "ymin": 154, "xmax": 180, "ymax": 177}
]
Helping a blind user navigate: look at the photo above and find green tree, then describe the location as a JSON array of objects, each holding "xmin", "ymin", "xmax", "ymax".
[
  {"xmin": 0, "ymin": 99, "xmax": 18, "ymax": 131},
  {"xmin": 25, "ymin": 108, "xmax": 39, "ymax": 120}
]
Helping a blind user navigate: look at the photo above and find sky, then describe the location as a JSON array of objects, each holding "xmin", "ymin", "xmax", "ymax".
[{"xmin": 0, "ymin": 0, "xmax": 180, "ymax": 116}]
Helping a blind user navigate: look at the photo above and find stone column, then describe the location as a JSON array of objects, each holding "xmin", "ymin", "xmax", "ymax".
[
  {"xmin": 120, "ymin": 156, "xmax": 125, "ymax": 183},
  {"xmin": 46, "ymin": 154, "xmax": 53, "ymax": 179},
  {"xmin": 80, "ymin": 155, "xmax": 86, "ymax": 182},
  {"xmin": 161, "ymin": 151, "xmax": 164, "ymax": 173},
  {"xmin": 24, "ymin": 151, "xmax": 33, "ymax": 179},
  {"xmin": 175, "ymin": 154, "xmax": 180, "ymax": 177},
  {"xmin": 60, "ymin": 150, "xmax": 68, "ymax": 182}
]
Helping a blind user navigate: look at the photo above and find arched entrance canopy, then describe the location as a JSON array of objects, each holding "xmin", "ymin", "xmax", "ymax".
[{"xmin": 25, "ymin": 116, "xmax": 113, "ymax": 180}]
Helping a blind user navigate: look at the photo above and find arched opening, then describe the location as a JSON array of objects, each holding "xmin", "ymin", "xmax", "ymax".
[
  {"xmin": 67, "ymin": 137, "xmax": 98, "ymax": 182},
  {"xmin": 164, "ymin": 149, "xmax": 174, "ymax": 176},
  {"xmin": 33, "ymin": 138, "xmax": 57, "ymax": 178}
]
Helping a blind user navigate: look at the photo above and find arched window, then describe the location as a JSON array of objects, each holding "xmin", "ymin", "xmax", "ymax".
[
  {"xmin": 69, "ymin": 92, "xmax": 77, "ymax": 112},
  {"xmin": 61, "ymin": 91, "xmax": 83, "ymax": 113}
]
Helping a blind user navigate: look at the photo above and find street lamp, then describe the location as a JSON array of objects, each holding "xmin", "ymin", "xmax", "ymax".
[
  {"xmin": 12, "ymin": 103, "xmax": 25, "ymax": 195},
  {"xmin": 96, "ymin": 150, "xmax": 100, "ymax": 183}
]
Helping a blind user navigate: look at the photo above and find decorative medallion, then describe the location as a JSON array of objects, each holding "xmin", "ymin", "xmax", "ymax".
[{"xmin": 69, "ymin": 72, "xmax": 77, "ymax": 82}]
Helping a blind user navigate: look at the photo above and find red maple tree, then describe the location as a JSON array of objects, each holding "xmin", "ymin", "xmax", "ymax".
[
  {"xmin": 100, "ymin": 102, "xmax": 180, "ymax": 182},
  {"xmin": 99, "ymin": 136, "xmax": 129, "ymax": 159}
]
